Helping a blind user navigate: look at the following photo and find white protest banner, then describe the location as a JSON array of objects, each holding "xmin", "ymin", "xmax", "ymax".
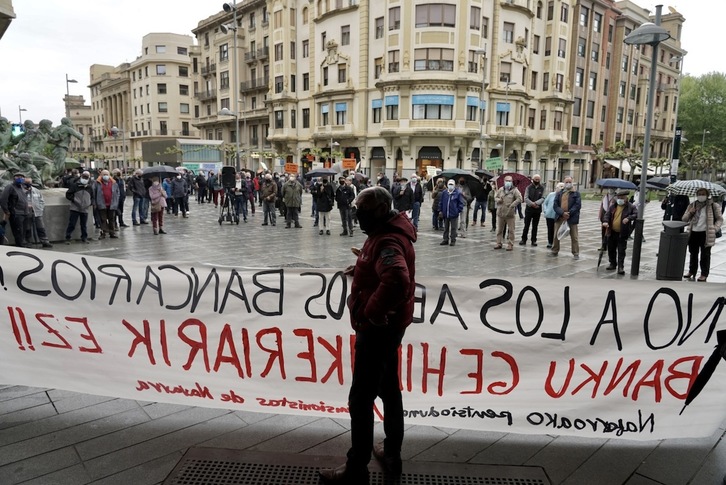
[{"xmin": 0, "ymin": 248, "xmax": 724, "ymax": 440}]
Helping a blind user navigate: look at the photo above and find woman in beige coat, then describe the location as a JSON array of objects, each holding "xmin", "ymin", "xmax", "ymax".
[{"xmin": 682, "ymin": 188, "xmax": 723, "ymax": 281}]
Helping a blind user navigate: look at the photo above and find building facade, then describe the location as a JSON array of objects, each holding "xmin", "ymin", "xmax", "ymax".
[
  {"xmin": 89, "ymin": 33, "xmax": 198, "ymax": 171},
  {"xmin": 63, "ymin": 94, "xmax": 93, "ymax": 163},
  {"xmin": 189, "ymin": 0, "xmax": 684, "ymax": 186}
]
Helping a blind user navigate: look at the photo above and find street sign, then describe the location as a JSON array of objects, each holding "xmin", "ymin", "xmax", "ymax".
[
  {"xmin": 284, "ymin": 163, "xmax": 299, "ymax": 174},
  {"xmin": 342, "ymin": 158, "xmax": 356, "ymax": 170}
]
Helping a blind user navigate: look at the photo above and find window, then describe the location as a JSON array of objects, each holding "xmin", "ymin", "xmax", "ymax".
[
  {"xmin": 338, "ymin": 65, "xmax": 347, "ymax": 83},
  {"xmin": 533, "ymin": 35, "xmax": 540, "ymax": 54},
  {"xmin": 503, "ymin": 22, "xmax": 514, "ymax": 43},
  {"xmin": 290, "ymin": 42, "xmax": 296, "ymax": 60},
  {"xmin": 586, "ymin": 100, "xmax": 595, "ymax": 118},
  {"xmin": 220, "ymin": 98, "xmax": 230, "ymax": 110},
  {"xmin": 178, "ymin": 46, "xmax": 188, "ymax": 55},
  {"xmin": 249, "ymin": 11, "xmax": 256, "ymax": 28},
  {"xmin": 275, "ymin": 110, "xmax": 284, "ymax": 129},
  {"xmin": 389, "ymin": 6, "xmax": 400, "ymax": 30},
  {"xmin": 482, "ymin": 17, "xmax": 489, "ymax": 38},
  {"xmin": 577, "ymin": 37, "xmax": 585, "ymax": 57},
  {"xmin": 470, "ymin": 7, "xmax": 481, "ymax": 30},
  {"xmin": 558, "ymin": 38, "xmax": 566, "ymax": 58},
  {"xmin": 605, "ymin": 52, "xmax": 611, "ymax": 69},
  {"xmin": 218, "ymin": 71, "xmax": 229, "ymax": 89},
  {"xmin": 180, "ymin": 84, "xmax": 189, "ymax": 95},
  {"xmin": 375, "ymin": 17, "xmax": 384, "ymax": 39},
  {"xmin": 580, "ymin": 6, "xmax": 589, "ymax": 26},
  {"xmin": 547, "ymin": 1, "xmax": 554, "ymax": 21},
  {"xmin": 570, "ymin": 126, "xmax": 579, "ymax": 145},
  {"xmin": 373, "ymin": 106, "xmax": 382, "ymax": 123},
  {"xmin": 627, "ymin": 109, "xmax": 634, "ymax": 125},
  {"xmin": 321, "ymin": 32, "xmax": 326, "ymax": 50},
  {"xmin": 468, "ymin": 51, "xmax": 478, "ymax": 73},
  {"xmin": 540, "ymin": 109, "xmax": 547, "ymax": 129},
  {"xmin": 414, "ymin": 48, "xmax": 454, "ymax": 71},
  {"xmin": 573, "ymin": 97, "xmax": 581, "ymax": 116},
  {"xmin": 589, "ymin": 72, "xmax": 597, "ymax": 90},
  {"xmin": 601, "ymin": 106, "xmax": 606, "ymax": 122},
  {"xmin": 157, "ymin": 83, "xmax": 167, "ymax": 94},
  {"xmin": 591, "ymin": 43, "xmax": 599, "ymax": 62},
  {"xmin": 323, "ymin": 67, "xmax": 328, "ymax": 86},
  {"xmin": 575, "ymin": 68, "xmax": 583, "ymax": 87},
  {"xmin": 336, "ymin": 103, "xmax": 347, "ymax": 125},
  {"xmin": 275, "ymin": 75, "xmax": 283, "ymax": 93},
  {"xmin": 321, "ymin": 105, "xmax": 329, "ymax": 125},
  {"xmin": 500, "ymin": 62, "xmax": 511, "ymax": 82},
  {"xmin": 303, "ymin": 7, "xmax": 308, "ymax": 24},
  {"xmin": 531, "ymin": 71, "xmax": 538, "ymax": 90},
  {"xmin": 560, "ymin": 3, "xmax": 568, "ymax": 22},
  {"xmin": 593, "ymin": 12, "xmax": 602, "ymax": 32},
  {"xmin": 302, "ymin": 40, "xmax": 309, "ymax": 58},
  {"xmin": 156, "ymin": 64, "xmax": 166, "ymax": 75},
  {"xmin": 145, "ymin": 66, "xmax": 148, "ymax": 77},
  {"xmin": 290, "ymin": 109, "xmax": 296, "ymax": 129},
  {"xmin": 251, "ymin": 96, "xmax": 257, "ymax": 109},
  {"xmin": 291, "ymin": 74, "xmax": 296, "ymax": 92},
  {"xmin": 374, "ymin": 57, "xmax": 383, "ymax": 78},
  {"xmin": 158, "ymin": 102, "xmax": 168, "ymax": 113},
  {"xmin": 496, "ymin": 103, "xmax": 510, "ymax": 126},
  {"xmin": 617, "ymin": 107, "xmax": 624, "ymax": 123},
  {"xmin": 303, "ymin": 73, "xmax": 310, "ymax": 91},
  {"xmin": 412, "ymin": 103, "xmax": 453, "ymax": 120},
  {"xmin": 528, "ymin": 108, "xmax": 536, "ymax": 128},
  {"xmin": 585, "ymin": 129, "xmax": 593, "ymax": 146},
  {"xmin": 180, "ymin": 103, "xmax": 190, "ymax": 114},
  {"xmin": 537, "ymin": 1, "xmax": 542, "ymax": 18},
  {"xmin": 545, "ymin": 36, "xmax": 552, "ymax": 56},
  {"xmin": 556, "ymin": 73, "xmax": 564, "ymax": 92},
  {"xmin": 156, "ymin": 45, "xmax": 166, "ymax": 53},
  {"xmin": 630, "ymin": 85, "xmax": 636, "ymax": 100},
  {"xmin": 632, "ymin": 60, "xmax": 638, "ymax": 75},
  {"xmin": 415, "ymin": 4, "xmax": 456, "ymax": 28},
  {"xmin": 220, "ymin": 43, "xmax": 229, "ymax": 61},
  {"xmin": 466, "ymin": 104, "xmax": 477, "ymax": 121},
  {"xmin": 543, "ymin": 72, "xmax": 549, "ymax": 91},
  {"xmin": 302, "ymin": 108, "xmax": 310, "ymax": 128},
  {"xmin": 341, "ymin": 25, "xmax": 350, "ymax": 45},
  {"xmin": 619, "ymin": 81, "xmax": 626, "ymax": 97},
  {"xmin": 386, "ymin": 105, "xmax": 398, "ymax": 120},
  {"xmin": 554, "ymin": 111, "xmax": 563, "ymax": 130},
  {"xmin": 622, "ymin": 55, "xmax": 629, "ymax": 72},
  {"xmin": 159, "ymin": 120, "xmax": 168, "ymax": 135},
  {"xmin": 388, "ymin": 50, "xmax": 400, "ymax": 73},
  {"xmin": 274, "ymin": 43, "xmax": 283, "ymax": 61}
]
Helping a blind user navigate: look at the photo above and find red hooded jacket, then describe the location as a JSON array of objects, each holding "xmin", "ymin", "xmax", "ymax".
[{"xmin": 348, "ymin": 211, "xmax": 417, "ymax": 331}]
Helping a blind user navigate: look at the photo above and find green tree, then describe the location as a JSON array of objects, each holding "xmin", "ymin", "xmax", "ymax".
[{"xmin": 677, "ymin": 73, "xmax": 726, "ymax": 161}]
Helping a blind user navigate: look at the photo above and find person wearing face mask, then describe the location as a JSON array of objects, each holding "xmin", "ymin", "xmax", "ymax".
[
  {"xmin": 552, "ymin": 176, "xmax": 582, "ymax": 259},
  {"xmin": 543, "ymin": 182, "xmax": 564, "ymax": 248},
  {"xmin": 375, "ymin": 171, "xmax": 390, "ymax": 191},
  {"xmin": 148, "ymin": 177, "xmax": 168, "ymax": 235},
  {"xmin": 682, "ymin": 188, "xmax": 723, "ymax": 282},
  {"xmin": 519, "ymin": 174, "xmax": 545, "ymax": 246},
  {"xmin": 601, "ymin": 189, "xmax": 637, "ymax": 275},
  {"xmin": 23, "ymin": 177, "xmax": 52, "ymax": 248},
  {"xmin": 319, "ymin": 187, "xmax": 415, "ymax": 484},
  {"xmin": 64, "ymin": 170, "xmax": 94, "ymax": 244},
  {"xmin": 93, "ymin": 169, "xmax": 120, "ymax": 239},
  {"xmin": 112, "ymin": 169, "xmax": 129, "ymax": 228},
  {"xmin": 438, "ymin": 179, "xmax": 465, "ymax": 246},
  {"xmin": 494, "ymin": 176, "xmax": 523, "ymax": 250},
  {"xmin": 408, "ymin": 175, "xmax": 424, "ymax": 230},
  {"xmin": 170, "ymin": 173, "xmax": 189, "ymax": 218},
  {"xmin": 126, "ymin": 169, "xmax": 149, "ymax": 226},
  {"xmin": 0, "ymin": 172, "xmax": 32, "ymax": 247},
  {"xmin": 457, "ymin": 178, "xmax": 473, "ymax": 238},
  {"xmin": 598, "ymin": 188, "xmax": 617, "ymax": 250},
  {"xmin": 314, "ymin": 177, "xmax": 335, "ymax": 234}
]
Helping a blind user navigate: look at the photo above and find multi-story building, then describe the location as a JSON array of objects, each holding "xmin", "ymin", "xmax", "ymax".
[
  {"xmin": 190, "ymin": 0, "xmax": 684, "ymax": 187},
  {"xmin": 64, "ymin": 94, "xmax": 93, "ymax": 162},
  {"xmin": 89, "ymin": 33, "xmax": 198, "ymax": 171}
]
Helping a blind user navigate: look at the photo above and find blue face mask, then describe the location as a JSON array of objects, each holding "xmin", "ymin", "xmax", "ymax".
[{"xmin": 14, "ymin": 177, "xmax": 23, "ymax": 186}]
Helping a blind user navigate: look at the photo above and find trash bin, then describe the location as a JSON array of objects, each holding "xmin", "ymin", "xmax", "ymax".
[{"xmin": 656, "ymin": 221, "xmax": 689, "ymax": 280}]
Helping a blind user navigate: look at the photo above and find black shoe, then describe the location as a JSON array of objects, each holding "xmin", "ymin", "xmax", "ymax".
[
  {"xmin": 140, "ymin": 221, "xmax": 149, "ymax": 225},
  {"xmin": 133, "ymin": 222, "xmax": 140, "ymax": 226},
  {"xmin": 373, "ymin": 442, "xmax": 402, "ymax": 476},
  {"xmin": 120, "ymin": 223, "xmax": 129, "ymax": 227},
  {"xmin": 340, "ymin": 232, "xmax": 348, "ymax": 236},
  {"xmin": 519, "ymin": 240, "xmax": 526, "ymax": 245},
  {"xmin": 531, "ymin": 242, "xmax": 538, "ymax": 246},
  {"xmin": 109, "ymin": 234, "xmax": 118, "ymax": 239},
  {"xmin": 326, "ymin": 230, "xmax": 330, "ymax": 235},
  {"xmin": 617, "ymin": 267, "xmax": 625, "ymax": 275},
  {"xmin": 349, "ymin": 232, "xmax": 354, "ymax": 237},
  {"xmin": 319, "ymin": 230, "xmax": 324, "ymax": 235},
  {"xmin": 318, "ymin": 464, "xmax": 369, "ymax": 484},
  {"xmin": 159, "ymin": 229, "xmax": 166, "ymax": 234},
  {"xmin": 285, "ymin": 225, "xmax": 291, "ymax": 229},
  {"xmin": 440, "ymin": 240, "xmax": 449, "ymax": 245},
  {"xmin": 295, "ymin": 224, "xmax": 301, "ymax": 228},
  {"xmin": 42, "ymin": 242, "xmax": 53, "ymax": 248},
  {"xmin": 262, "ymin": 223, "xmax": 269, "ymax": 226},
  {"xmin": 606, "ymin": 264, "xmax": 617, "ymax": 271},
  {"xmin": 450, "ymin": 240, "xmax": 456, "ymax": 246}
]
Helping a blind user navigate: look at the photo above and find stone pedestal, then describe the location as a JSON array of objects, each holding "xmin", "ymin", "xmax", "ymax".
[{"xmin": 4, "ymin": 188, "xmax": 96, "ymax": 244}]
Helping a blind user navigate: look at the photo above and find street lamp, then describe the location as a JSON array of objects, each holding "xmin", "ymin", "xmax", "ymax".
[
  {"xmin": 474, "ymin": 48, "xmax": 489, "ymax": 170},
  {"xmin": 668, "ymin": 54, "xmax": 685, "ymax": 183},
  {"xmin": 330, "ymin": 139, "xmax": 340, "ymax": 166},
  {"xmin": 110, "ymin": 126, "xmax": 126, "ymax": 169},
  {"xmin": 501, "ymin": 81, "xmax": 515, "ymax": 170},
  {"xmin": 18, "ymin": 105, "xmax": 27, "ymax": 123},
  {"xmin": 701, "ymin": 129, "xmax": 710, "ymax": 150},
  {"xmin": 222, "ymin": 1, "xmax": 241, "ymax": 170},
  {"xmin": 65, "ymin": 74, "xmax": 78, "ymax": 118},
  {"xmin": 218, "ymin": 107, "xmax": 240, "ymax": 167},
  {"xmin": 624, "ymin": 5, "xmax": 671, "ymax": 276}
]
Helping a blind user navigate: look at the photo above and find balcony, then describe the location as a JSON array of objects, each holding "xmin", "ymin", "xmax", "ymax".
[
  {"xmin": 240, "ymin": 77, "xmax": 269, "ymax": 92},
  {"xmin": 245, "ymin": 51, "xmax": 257, "ymax": 63},
  {"xmin": 201, "ymin": 63, "xmax": 217, "ymax": 76},
  {"xmin": 156, "ymin": 130, "xmax": 169, "ymax": 136},
  {"xmin": 194, "ymin": 89, "xmax": 217, "ymax": 101},
  {"xmin": 257, "ymin": 47, "xmax": 269, "ymax": 60}
]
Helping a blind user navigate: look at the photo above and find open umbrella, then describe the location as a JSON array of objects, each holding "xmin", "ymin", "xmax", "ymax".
[
  {"xmin": 141, "ymin": 165, "xmax": 178, "ymax": 180},
  {"xmin": 647, "ymin": 176, "xmax": 671, "ymax": 188},
  {"xmin": 680, "ymin": 329, "xmax": 726, "ymax": 415},
  {"xmin": 304, "ymin": 167, "xmax": 338, "ymax": 179},
  {"xmin": 475, "ymin": 168, "xmax": 494, "ymax": 179},
  {"xmin": 439, "ymin": 169, "xmax": 484, "ymax": 198},
  {"xmin": 595, "ymin": 178, "xmax": 637, "ymax": 190},
  {"xmin": 666, "ymin": 180, "xmax": 726, "ymax": 197},
  {"xmin": 493, "ymin": 172, "xmax": 531, "ymax": 195}
]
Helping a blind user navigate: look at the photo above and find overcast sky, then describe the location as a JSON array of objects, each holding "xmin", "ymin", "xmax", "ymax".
[{"xmin": 0, "ymin": 0, "xmax": 723, "ymax": 126}]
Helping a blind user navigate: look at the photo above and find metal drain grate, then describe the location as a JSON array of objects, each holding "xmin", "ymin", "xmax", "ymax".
[{"xmin": 164, "ymin": 448, "xmax": 550, "ymax": 485}]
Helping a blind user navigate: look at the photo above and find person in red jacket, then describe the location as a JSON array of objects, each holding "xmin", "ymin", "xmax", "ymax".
[{"xmin": 319, "ymin": 186, "xmax": 417, "ymax": 484}]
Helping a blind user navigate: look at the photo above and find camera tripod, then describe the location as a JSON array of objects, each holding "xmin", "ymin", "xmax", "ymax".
[{"xmin": 218, "ymin": 187, "xmax": 239, "ymax": 225}]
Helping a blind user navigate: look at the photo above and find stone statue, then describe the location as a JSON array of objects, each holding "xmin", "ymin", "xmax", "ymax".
[
  {"xmin": 50, "ymin": 117, "xmax": 83, "ymax": 175},
  {"xmin": 13, "ymin": 119, "xmax": 54, "ymax": 187}
]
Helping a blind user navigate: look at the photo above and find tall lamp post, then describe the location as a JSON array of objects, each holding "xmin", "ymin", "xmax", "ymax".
[
  {"xmin": 222, "ymin": 1, "xmax": 241, "ymax": 169},
  {"xmin": 218, "ymin": 107, "xmax": 239, "ymax": 167},
  {"xmin": 18, "ymin": 105, "xmax": 27, "ymax": 123},
  {"xmin": 624, "ymin": 5, "xmax": 671, "ymax": 276},
  {"xmin": 668, "ymin": 54, "xmax": 685, "ymax": 183},
  {"xmin": 701, "ymin": 129, "xmax": 710, "ymax": 150},
  {"xmin": 330, "ymin": 138, "xmax": 340, "ymax": 166},
  {"xmin": 474, "ymin": 48, "xmax": 489, "ymax": 170},
  {"xmin": 65, "ymin": 74, "xmax": 78, "ymax": 118},
  {"xmin": 500, "ymin": 81, "xmax": 515, "ymax": 171},
  {"xmin": 110, "ymin": 126, "xmax": 126, "ymax": 170}
]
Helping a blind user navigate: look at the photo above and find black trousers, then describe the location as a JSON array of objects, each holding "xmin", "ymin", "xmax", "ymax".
[
  {"xmin": 339, "ymin": 207, "xmax": 353, "ymax": 232},
  {"xmin": 607, "ymin": 231, "xmax": 629, "ymax": 267},
  {"xmin": 521, "ymin": 208, "xmax": 542, "ymax": 242},
  {"xmin": 688, "ymin": 231, "xmax": 711, "ymax": 276},
  {"xmin": 346, "ymin": 325, "xmax": 405, "ymax": 470},
  {"xmin": 9, "ymin": 213, "xmax": 29, "ymax": 246},
  {"xmin": 546, "ymin": 217, "xmax": 555, "ymax": 246}
]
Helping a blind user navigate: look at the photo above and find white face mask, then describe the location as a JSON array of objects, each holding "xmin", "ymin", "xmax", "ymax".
[
  {"xmin": 504, "ymin": 181, "xmax": 512, "ymax": 189},
  {"xmin": 564, "ymin": 182, "xmax": 573, "ymax": 190},
  {"xmin": 447, "ymin": 184, "xmax": 455, "ymax": 192},
  {"xmin": 616, "ymin": 198, "xmax": 625, "ymax": 206},
  {"xmin": 697, "ymin": 195, "xmax": 707, "ymax": 203}
]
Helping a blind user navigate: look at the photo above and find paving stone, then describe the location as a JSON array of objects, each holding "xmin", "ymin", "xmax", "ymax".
[
  {"xmin": 0, "ymin": 403, "xmax": 57, "ymax": 431},
  {"xmin": 0, "ymin": 393, "xmax": 50, "ymax": 415},
  {"xmin": 469, "ymin": 432, "xmax": 554, "ymax": 465},
  {"xmin": 16, "ymin": 463, "xmax": 92, "ymax": 485},
  {"xmin": 88, "ymin": 451, "xmax": 183, "ymax": 485},
  {"xmin": 525, "ymin": 434, "xmax": 605, "ymax": 484},
  {"xmin": 0, "ymin": 386, "xmax": 50, "ymax": 402},
  {"xmin": 0, "ymin": 446, "xmax": 80, "ymax": 484},
  {"xmin": 560, "ymin": 440, "xmax": 657, "ymax": 485}
]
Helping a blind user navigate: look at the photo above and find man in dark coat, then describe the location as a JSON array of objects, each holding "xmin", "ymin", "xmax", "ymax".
[
  {"xmin": 319, "ymin": 186, "xmax": 416, "ymax": 484},
  {"xmin": 335, "ymin": 176, "xmax": 356, "ymax": 236},
  {"xmin": 126, "ymin": 169, "xmax": 148, "ymax": 225},
  {"xmin": 552, "ymin": 176, "xmax": 582, "ymax": 259},
  {"xmin": 520, "ymin": 174, "xmax": 545, "ymax": 246},
  {"xmin": 602, "ymin": 189, "xmax": 638, "ymax": 275},
  {"xmin": 0, "ymin": 172, "xmax": 31, "ymax": 247}
]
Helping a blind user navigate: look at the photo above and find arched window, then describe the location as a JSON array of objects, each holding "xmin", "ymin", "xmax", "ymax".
[
  {"xmin": 536, "ymin": 1, "xmax": 543, "ymax": 18},
  {"xmin": 302, "ymin": 7, "xmax": 308, "ymax": 24}
]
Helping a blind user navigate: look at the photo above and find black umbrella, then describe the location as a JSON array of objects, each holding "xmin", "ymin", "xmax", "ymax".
[
  {"xmin": 141, "ymin": 165, "xmax": 179, "ymax": 180},
  {"xmin": 647, "ymin": 176, "xmax": 671, "ymax": 188},
  {"xmin": 680, "ymin": 329, "xmax": 726, "ymax": 415},
  {"xmin": 440, "ymin": 170, "xmax": 484, "ymax": 198},
  {"xmin": 595, "ymin": 178, "xmax": 637, "ymax": 189},
  {"xmin": 597, "ymin": 234, "xmax": 607, "ymax": 269},
  {"xmin": 475, "ymin": 168, "xmax": 495, "ymax": 179},
  {"xmin": 304, "ymin": 168, "xmax": 338, "ymax": 179}
]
